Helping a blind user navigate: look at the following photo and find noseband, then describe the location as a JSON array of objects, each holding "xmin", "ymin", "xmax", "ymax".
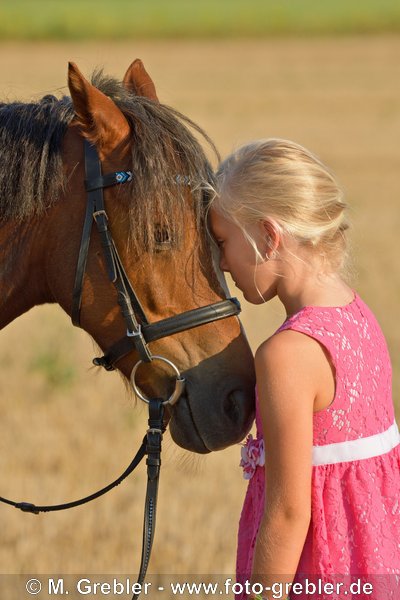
[{"xmin": 0, "ymin": 140, "xmax": 242, "ymax": 599}]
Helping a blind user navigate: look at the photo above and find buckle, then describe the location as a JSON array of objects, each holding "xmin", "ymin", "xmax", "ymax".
[
  {"xmin": 93, "ymin": 209, "xmax": 108, "ymax": 221},
  {"xmin": 126, "ymin": 326, "xmax": 153, "ymax": 362},
  {"xmin": 147, "ymin": 428, "xmax": 163, "ymax": 435},
  {"xmin": 127, "ymin": 325, "xmax": 142, "ymax": 338}
]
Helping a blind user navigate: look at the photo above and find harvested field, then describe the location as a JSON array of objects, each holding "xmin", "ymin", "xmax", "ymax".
[{"xmin": 0, "ymin": 38, "xmax": 399, "ymax": 591}]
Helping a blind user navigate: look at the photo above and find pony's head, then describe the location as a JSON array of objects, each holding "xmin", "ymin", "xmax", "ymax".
[{"xmin": 0, "ymin": 60, "xmax": 255, "ymax": 453}]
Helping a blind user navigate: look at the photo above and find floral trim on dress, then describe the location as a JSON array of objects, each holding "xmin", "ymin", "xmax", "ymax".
[{"xmin": 240, "ymin": 434, "xmax": 265, "ymax": 479}]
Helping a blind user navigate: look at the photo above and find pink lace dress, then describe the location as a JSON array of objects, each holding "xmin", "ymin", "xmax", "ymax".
[{"xmin": 236, "ymin": 292, "xmax": 400, "ymax": 599}]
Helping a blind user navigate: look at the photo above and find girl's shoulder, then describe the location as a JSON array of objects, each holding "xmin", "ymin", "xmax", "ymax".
[
  {"xmin": 257, "ymin": 290, "xmax": 390, "ymax": 381},
  {"xmin": 257, "ymin": 290, "xmax": 364, "ymax": 395},
  {"xmin": 257, "ymin": 326, "xmax": 321, "ymax": 358},
  {"xmin": 255, "ymin": 327, "xmax": 331, "ymax": 398}
]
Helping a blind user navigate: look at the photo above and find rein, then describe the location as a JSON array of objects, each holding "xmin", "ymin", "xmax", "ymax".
[{"xmin": 0, "ymin": 140, "xmax": 241, "ymax": 599}]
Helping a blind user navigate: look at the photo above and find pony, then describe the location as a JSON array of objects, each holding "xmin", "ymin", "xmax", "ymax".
[{"xmin": 0, "ymin": 59, "xmax": 255, "ymax": 454}]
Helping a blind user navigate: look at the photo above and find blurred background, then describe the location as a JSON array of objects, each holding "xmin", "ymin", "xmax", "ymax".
[{"xmin": 0, "ymin": 1, "xmax": 399, "ymax": 596}]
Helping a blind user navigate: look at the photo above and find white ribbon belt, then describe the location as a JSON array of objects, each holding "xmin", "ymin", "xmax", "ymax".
[{"xmin": 312, "ymin": 421, "xmax": 400, "ymax": 466}]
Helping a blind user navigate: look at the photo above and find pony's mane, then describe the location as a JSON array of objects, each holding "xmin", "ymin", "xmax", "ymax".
[{"xmin": 0, "ymin": 70, "xmax": 217, "ymax": 253}]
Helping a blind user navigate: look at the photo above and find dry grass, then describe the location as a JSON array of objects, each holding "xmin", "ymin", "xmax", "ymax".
[{"xmin": 0, "ymin": 38, "xmax": 399, "ymax": 593}]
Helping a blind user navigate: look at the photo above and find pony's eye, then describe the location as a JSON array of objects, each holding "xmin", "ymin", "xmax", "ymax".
[{"xmin": 154, "ymin": 226, "xmax": 171, "ymax": 249}]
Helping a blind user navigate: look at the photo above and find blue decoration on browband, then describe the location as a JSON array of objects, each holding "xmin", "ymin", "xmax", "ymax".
[{"xmin": 115, "ymin": 171, "xmax": 133, "ymax": 184}]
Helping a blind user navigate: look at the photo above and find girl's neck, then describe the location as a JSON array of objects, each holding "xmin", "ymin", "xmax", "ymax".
[{"xmin": 277, "ymin": 272, "xmax": 354, "ymax": 319}]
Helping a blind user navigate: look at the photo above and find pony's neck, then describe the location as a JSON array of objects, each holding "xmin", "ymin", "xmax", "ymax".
[{"xmin": 0, "ymin": 217, "xmax": 53, "ymax": 330}]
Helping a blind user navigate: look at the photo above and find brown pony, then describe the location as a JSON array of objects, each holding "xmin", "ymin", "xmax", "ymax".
[{"xmin": 0, "ymin": 60, "xmax": 255, "ymax": 453}]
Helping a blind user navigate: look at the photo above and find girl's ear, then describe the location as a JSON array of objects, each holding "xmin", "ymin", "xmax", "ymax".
[{"xmin": 261, "ymin": 218, "xmax": 281, "ymax": 253}]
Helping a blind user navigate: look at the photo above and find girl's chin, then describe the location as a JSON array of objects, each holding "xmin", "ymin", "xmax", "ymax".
[{"xmin": 242, "ymin": 289, "xmax": 266, "ymax": 305}]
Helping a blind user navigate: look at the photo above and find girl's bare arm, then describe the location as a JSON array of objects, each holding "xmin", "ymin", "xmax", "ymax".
[{"xmin": 250, "ymin": 329, "xmax": 325, "ymax": 598}]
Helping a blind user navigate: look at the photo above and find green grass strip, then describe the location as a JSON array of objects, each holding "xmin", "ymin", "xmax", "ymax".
[{"xmin": 1, "ymin": 0, "xmax": 400, "ymax": 39}]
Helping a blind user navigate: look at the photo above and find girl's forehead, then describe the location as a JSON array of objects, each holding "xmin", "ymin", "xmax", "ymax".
[{"xmin": 209, "ymin": 208, "xmax": 231, "ymax": 232}]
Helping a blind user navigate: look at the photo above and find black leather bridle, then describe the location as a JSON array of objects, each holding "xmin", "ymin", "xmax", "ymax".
[
  {"xmin": 0, "ymin": 140, "xmax": 241, "ymax": 599},
  {"xmin": 72, "ymin": 140, "xmax": 241, "ymax": 369}
]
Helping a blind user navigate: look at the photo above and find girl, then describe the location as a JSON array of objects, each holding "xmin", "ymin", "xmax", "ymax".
[{"xmin": 209, "ymin": 139, "xmax": 400, "ymax": 600}]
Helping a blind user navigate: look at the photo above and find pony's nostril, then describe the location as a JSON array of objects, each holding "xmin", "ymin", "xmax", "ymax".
[{"xmin": 224, "ymin": 389, "xmax": 243, "ymax": 423}]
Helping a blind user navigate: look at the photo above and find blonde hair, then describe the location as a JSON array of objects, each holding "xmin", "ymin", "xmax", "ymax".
[{"xmin": 212, "ymin": 138, "xmax": 352, "ymax": 277}]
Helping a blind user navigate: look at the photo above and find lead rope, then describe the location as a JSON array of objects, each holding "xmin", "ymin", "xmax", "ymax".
[
  {"xmin": 133, "ymin": 397, "xmax": 165, "ymax": 600},
  {"xmin": 0, "ymin": 397, "xmax": 165, "ymax": 600}
]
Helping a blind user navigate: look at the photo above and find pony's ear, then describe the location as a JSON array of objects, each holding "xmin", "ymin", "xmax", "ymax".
[
  {"xmin": 123, "ymin": 59, "xmax": 159, "ymax": 102},
  {"xmin": 68, "ymin": 62, "xmax": 130, "ymax": 155}
]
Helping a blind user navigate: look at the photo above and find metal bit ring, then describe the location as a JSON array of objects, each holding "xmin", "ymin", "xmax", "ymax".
[{"xmin": 130, "ymin": 355, "xmax": 186, "ymax": 406}]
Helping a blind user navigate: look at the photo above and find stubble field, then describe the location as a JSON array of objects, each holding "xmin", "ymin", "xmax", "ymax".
[{"xmin": 0, "ymin": 37, "xmax": 399, "ymax": 596}]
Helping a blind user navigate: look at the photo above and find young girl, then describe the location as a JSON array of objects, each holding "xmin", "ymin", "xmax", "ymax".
[{"xmin": 209, "ymin": 139, "xmax": 400, "ymax": 600}]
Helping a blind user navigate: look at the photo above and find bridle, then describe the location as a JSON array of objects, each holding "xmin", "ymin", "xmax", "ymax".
[
  {"xmin": 0, "ymin": 140, "xmax": 241, "ymax": 598},
  {"xmin": 72, "ymin": 140, "xmax": 241, "ymax": 371}
]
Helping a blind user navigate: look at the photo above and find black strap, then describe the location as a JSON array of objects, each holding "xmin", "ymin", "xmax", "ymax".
[
  {"xmin": 0, "ymin": 438, "xmax": 147, "ymax": 514},
  {"xmin": 93, "ymin": 210, "xmax": 148, "ymax": 325},
  {"xmin": 0, "ymin": 397, "xmax": 166, "ymax": 600},
  {"xmin": 71, "ymin": 142, "xmax": 100, "ymax": 326},
  {"xmin": 92, "ymin": 210, "xmax": 152, "ymax": 362},
  {"xmin": 133, "ymin": 398, "xmax": 165, "ymax": 600},
  {"xmin": 85, "ymin": 170, "xmax": 132, "ymax": 192},
  {"xmin": 72, "ymin": 141, "xmax": 152, "ymax": 361},
  {"xmin": 93, "ymin": 297, "xmax": 241, "ymax": 370}
]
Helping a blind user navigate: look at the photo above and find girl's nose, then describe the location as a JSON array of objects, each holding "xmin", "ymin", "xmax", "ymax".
[{"xmin": 219, "ymin": 255, "xmax": 229, "ymax": 272}]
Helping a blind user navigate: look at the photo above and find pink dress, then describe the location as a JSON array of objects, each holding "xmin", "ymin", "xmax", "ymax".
[{"xmin": 236, "ymin": 292, "xmax": 400, "ymax": 599}]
